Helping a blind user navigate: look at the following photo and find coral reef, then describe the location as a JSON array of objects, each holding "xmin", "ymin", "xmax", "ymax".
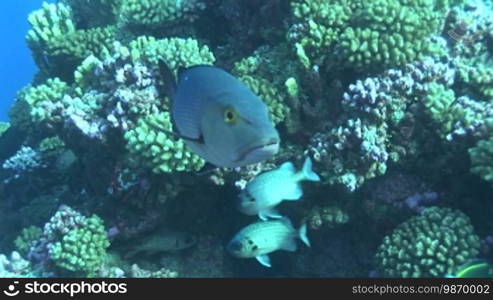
[
  {"xmin": 124, "ymin": 111, "xmax": 205, "ymax": 173},
  {"xmin": 375, "ymin": 207, "xmax": 481, "ymax": 277},
  {"xmin": 0, "ymin": 251, "xmax": 33, "ymax": 277},
  {"xmin": 289, "ymin": 0, "xmax": 450, "ymax": 71},
  {"xmin": 0, "ymin": 0, "xmax": 492, "ymax": 279}
]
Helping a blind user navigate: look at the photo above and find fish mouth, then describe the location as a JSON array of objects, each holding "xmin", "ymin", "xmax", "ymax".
[{"xmin": 235, "ymin": 138, "xmax": 280, "ymax": 164}]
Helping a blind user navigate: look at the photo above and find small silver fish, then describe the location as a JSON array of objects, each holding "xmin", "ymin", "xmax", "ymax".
[
  {"xmin": 237, "ymin": 157, "xmax": 320, "ymax": 220},
  {"xmin": 124, "ymin": 228, "xmax": 195, "ymax": 258},
  {"xmin": 227, "ymin": 218, "xmax": 310, "ymax": 268},
  {"xmin": 161, "ymin": 62, "xmax": 280, "ymax": 168}
]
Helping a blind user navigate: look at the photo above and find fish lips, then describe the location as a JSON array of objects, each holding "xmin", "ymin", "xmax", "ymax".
[
  {"xmin": 226, "ymin": 239, "xmax": 243, "ymax": 256},
  {"xmin": 235, "ymin": 137, "xmax": 280, "ymax": 165}
]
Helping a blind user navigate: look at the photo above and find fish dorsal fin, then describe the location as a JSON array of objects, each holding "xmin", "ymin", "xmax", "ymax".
[
  {"xmin": 158, "ymin": 59, "xmax": 183, "ymax": 137},
  {"xmin": 279, "ymin": 162, "xmax": 296, "ymax": 173},
  {"xmin": 256, "ymin": 254, "xmax": 271, "ymax": 268},
  {"xmin": 160, "ymin": 61, "xmax": 208, "ymax": 145},
  {"xmin": 158, "ymin": 59, "xmax": 176, "ymax": 98}
]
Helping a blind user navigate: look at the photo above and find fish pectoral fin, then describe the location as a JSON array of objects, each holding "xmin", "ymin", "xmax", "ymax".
[
  {"xmin": 256, "ymin": 254, "xmax": 272, "ymax": 268},
  {"xmin": 281, "ymin": 238, "xmax": 298, "ymax": 252},
  {"xmin": 259, "ymin": 208, "xmax": 282, "ymax": 220}
]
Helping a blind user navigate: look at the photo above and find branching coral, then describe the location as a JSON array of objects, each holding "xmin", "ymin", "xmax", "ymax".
[
  {"xmin": 469, "ymin": 134, "xmax": 493, "ymax": 186},
  {"xmin": 289, "ymin": 0, "xmax": 450, "ymax": 71},
  {"xmin": 25, "ymin": 205, "xmax": 110, "ymax": 276},
  {"xmin": 306, "ymin": 57, "xmax": 456, "ymax": 191},
  {"xmin": 117, "ymin": 0, "xmax": 205, "ymax": 28},
  {"xmin": 124, "ymin": 111, "xmax": 204, "ymax": 173},
  {"xmin": 18, "ymin": 78, "xmax": 72, "ymax": 124},
  {"xmin": 375, "ymin": 206, "xmax": 481, "ymax": 277},
  {"xmin": 49, "ymin": 215, "xmax": 110, "ymax": 275},
  {"xmin": 26, "ymin": 2, "xmax": 115, "ymax": 80},
  {"xmin": 0, "ymin": 252, "xmax": 33, "ymax": 278},
  {"xmin": 14, "ymin": 226, "xmax": 43, "ymax": 256}
]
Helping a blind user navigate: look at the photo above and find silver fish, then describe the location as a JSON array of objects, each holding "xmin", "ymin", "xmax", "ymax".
[
  {"xmin": 227, "ymin": 218, "xmax": 310, "ymax": 267},
  {"xmin": 237, "ymin": 157, "xmax": 320, "ymax": 220},
  {"xmin": 161, "ymin": 62, "xmax": 280, "ymax": 168}
]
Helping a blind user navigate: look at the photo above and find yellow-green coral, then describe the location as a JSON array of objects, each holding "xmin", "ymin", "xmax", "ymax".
[
  {"xmin": 26, "ymin": 2, "xmax": 116, "ymax": 80},
  {"xmin": 375, "ymin": 207, "xmax": 481, "ymax": 277},
  {"xmin": 50, "ymin": 215, "xmax": 110, "ymax": 275},
  {"xmin": 124, "ymin": 111, "xmax": 205, "ymax": 173},
  {"xmin": 127, "ymin": 36, "xmax": 215, "ymax": 74},
  {"xmin": 19, "ymin": 78, "xmax": 71, "ymax": 123},
  {"xmin": 233, "ymin": 48, "xmax": 295, "ymax": 125},
  {"xmin": 38, "ymin": 136, "xmax": 66, "ymax": 158},
  {"xmin": 237, "ymin": 75, "xmax": 288, "ymax": 125},
  {"xmin": 290, "ymin": 0, "xmax": 447, "ymax": 71},
  {"xmin": 14, "ymin": 226, "xmax": 43, "ymax": 256},
  {"xmin": 118, "ymin": 0, "xmax": 191, "ymax": 27},
  {"xmin": 469, "ymin": 134, "xmax": 493, "ymax": 185},
  {"xmin": 47, "ymin": 26, "xmax": 116, "ymax": 60},
  {"xmin": 305, "ymin": 205, "xmax": 349, "ymax": 230}
]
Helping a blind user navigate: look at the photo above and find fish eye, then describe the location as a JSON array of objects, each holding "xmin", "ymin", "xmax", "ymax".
[{"xmin": 223, "ymin": 107, "xmax": 239, "ymax": 124}]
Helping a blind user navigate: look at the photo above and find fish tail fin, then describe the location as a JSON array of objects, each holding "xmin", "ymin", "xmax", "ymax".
[
  {"xmin": 301, "ymin": 157, "xmax": 320, "ymax": 182},
  {"xmin": 298, "ymin": 223, "xmax": 311, "ymax": 247}
]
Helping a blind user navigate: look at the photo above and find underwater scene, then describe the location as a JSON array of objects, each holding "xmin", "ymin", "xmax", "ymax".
[{"xmin": 0, "ymin": 0, "xmax": 493, "ymax": 278}]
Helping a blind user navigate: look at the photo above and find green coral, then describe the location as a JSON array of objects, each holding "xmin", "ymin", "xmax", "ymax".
[
  {"xmin": 26, "ymin": 2, "xmax": 116, "ymax": 80},
  {"xmin": 47, "ymin": 26, "xmax": 116, "ymax": 60},
  {"xmin": 124, "ymin": 111, "xmax": 205, "ymax": 173},
  {"xmin": 290, "ymin": 0, "xmax": 448, "ymax": 71},
  {"xmin": 14, "ymin": 226, "xmax": 43, "ymax": 256},
  {"xmin": 457, "ymin": 61, "xmax": 493, "ymax": 102},
  {"xmin": 19, "ymin": 78, "xmax": 71, "ymax": 124},
  {"xmin": 233, "ymin": 46, "xmax": 299, "ymax": 125},
  {"xmin": 50, "ymin": 215, "xmax": 110, "ymax": 275},
  {"xmin": 306, "ymin": 204, "xmax": 349, "ymax": 230},
  {"xmin": 38, "ymin": 136, "xmax": 66, "ymax": 158},
  {"xmin": 469, "ymin": 134, "xmax": 493, "ymax": 185},
  {"xmin": 118, "ymin": 0, "xmax": 196, "ymax": 27},
  {"xmin": 126, "ymin": 36, "xmax": 215, "ymax": 75},
  {"xmin": 75, "ymin": 36, "xmax": 215, "ymax": 92},
  {"xmin": 290, "ymin": 0, "xmax": 352, "ymax": 68},
  {"xmin": 422, "ymin": 82, "xmax": 456, "ymax": 138},
  {"xmin": 375, "ymin": 207, "xmax": 481, "ymax": 277},
  {"xmin": 236, "ymin": 75, "xmax": 289, "ymax": 125}
]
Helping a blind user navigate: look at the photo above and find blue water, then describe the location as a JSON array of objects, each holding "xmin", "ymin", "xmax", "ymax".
[{"xmin": 0, "ymin": 0, "xmax": 53, "ymax": 122}]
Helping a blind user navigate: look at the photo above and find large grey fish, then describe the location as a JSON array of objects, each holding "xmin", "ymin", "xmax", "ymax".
[
  {"xmin": 237, "ymin": 157, "xmax": 320, "ymax": 220},
  {"xmin": 160, "ymin": 62, "xmax": 280, "ymax": 168},
  {"xmin": 226, "ymin": 218, "xmax": 310, "ymax": 268}
]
